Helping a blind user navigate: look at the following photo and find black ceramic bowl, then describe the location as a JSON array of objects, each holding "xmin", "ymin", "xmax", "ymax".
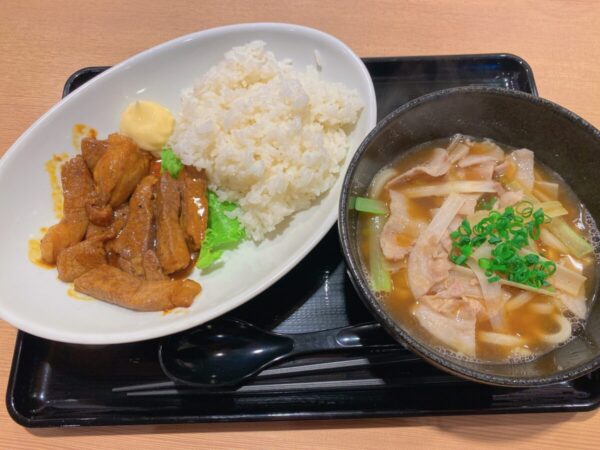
[{"xmin": 339, "ymin": 86, "xmax": 600, "ymax": 386}]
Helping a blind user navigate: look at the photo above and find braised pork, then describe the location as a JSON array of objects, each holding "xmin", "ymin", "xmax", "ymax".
[
  {"xmin": 81, "ymin": 137, "xmax": 108, "ymax": 171},
  {"xmin": 91, "ymin": 133, "xmax": 150, "ymax": 208},
  {"xmin": 156, "ymin": 172, "xmax": 190, "ymax": 274},
  {"xmin": 179, "ymin": 166, "xmax": 208, "ymax": 251},
  {"xmin": 73, "ymin": 264, "xmax": 200, "ymax": 311},
  {"xmin": 56, "ymin": 240, "xmax": 107, "ymax": 282},
  {"xmin": 41, "ymin": 156, "xmax": 94, "ymax": 263},
  {"xmin": 109, "ymin": 175, "xmax": 157, "ymax": 276}
]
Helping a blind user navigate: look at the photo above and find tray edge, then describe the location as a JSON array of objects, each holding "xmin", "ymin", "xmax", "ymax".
[{"xmin": 10, "ymin": 53, "xmax": 595, "ymax": 429}]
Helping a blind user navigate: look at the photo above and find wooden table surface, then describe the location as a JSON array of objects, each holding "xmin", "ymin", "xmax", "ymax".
[{"xmin": 1, "ymin": 0, "xmax": 600, "ymax": 448}]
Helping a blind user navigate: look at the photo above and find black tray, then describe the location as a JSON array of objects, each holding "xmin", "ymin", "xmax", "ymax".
[{"xmin": 9, "ymin": 54, "xmax": 599, "ymax": 428}]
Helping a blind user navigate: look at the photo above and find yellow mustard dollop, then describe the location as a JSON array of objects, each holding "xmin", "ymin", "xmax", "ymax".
[{"xmin": 119, "ymin": 100, "xmax": 174, "ymax": 152}]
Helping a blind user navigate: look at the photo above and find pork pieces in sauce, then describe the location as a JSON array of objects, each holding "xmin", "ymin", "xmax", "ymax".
[
  {"xmin": 41, "ymin": 155, "xmax": 94, "ymax": 263},
  {"xmin": 74, "ymin": 264, "xmax": 199, "ymax": 312},
  {"xmin": 156, "ymin": 171, "xmax": 191, "ymax": 274},
  {"xmin": 41, "ymin": 133, "xmax": 207, "ymax": 311},
  {"xmin": 109, "ymin": 175, "xmax": 157, "ymax": 277}
]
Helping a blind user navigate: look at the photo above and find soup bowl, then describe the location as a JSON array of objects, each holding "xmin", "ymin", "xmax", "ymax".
[{"xmin": 339, "ymin": 86, "xmax": 600, "ymax": 386}]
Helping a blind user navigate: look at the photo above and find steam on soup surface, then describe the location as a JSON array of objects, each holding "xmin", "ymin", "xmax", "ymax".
[{"xmin": 358, "ymin": 135, "xmax": 597, "ymax": 363}]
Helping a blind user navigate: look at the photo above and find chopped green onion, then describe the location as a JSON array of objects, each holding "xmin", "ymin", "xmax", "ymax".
[
  {"xmin": 454, "ymin": 254, "xmax": 467, "ymax": 265},
  {"xmin": 515, "ymin": 200, "xmax": 534, "ymax": 217},
  {"xmin": 459, "ymin": 219, "xmax": 471, "ymax": 235},
  {"xmin": 368, "ymin": 216, "xmax": 392, "ymax": 292},
  {"xmin": 525, "ymin": 254, "xmax": 540, "ymax": 265},
  {"xmin": 472, "ymin": 235, "xmax": 487, "ymax": 246},
  {"xmin": 478, "ymin": 258, "xmax": 492, "ymax": 270},
  {"xmin": 353, "ymin": 196, "xmax": 389, "ymax": 215},
  {"xmin": 488, "ymin": 235, "xmax": 502, "ymax": 245},
  {"xmin": 476, "ymin": 195, "xmax": 497, "ymax": 211},
  {"xmin": 449, "ymin": 203, "xmax": 559, "ymax": 288}
]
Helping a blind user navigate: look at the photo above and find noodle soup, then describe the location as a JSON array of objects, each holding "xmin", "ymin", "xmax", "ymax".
[{"xmin": 357, "ymin": 135, "xmax": 597, "ymax": 363}]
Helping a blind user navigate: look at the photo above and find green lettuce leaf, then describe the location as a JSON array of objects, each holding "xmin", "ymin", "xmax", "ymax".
[
  {"xmin": 160, "ymin": 148, "xmax": 183, "ymax": 179},
  {"xmin": 197, "ymin": 191, "xmax": 246, "ymax": 270}
]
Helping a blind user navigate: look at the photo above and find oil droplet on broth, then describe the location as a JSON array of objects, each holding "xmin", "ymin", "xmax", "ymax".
[
  {"xmin": 72, "ymin": 123, "xmax": 97, "ymax": 150},
  {"xmin": 67, "ymin": 286, "xmax": 95, "ymax": 302},
  {"xmin": 45, "ymin": 152, "xmax": 69, "ymax": 219},
  {"xmin": 28, "ymin": 239, "xmax": 53, "ymax": 269}
]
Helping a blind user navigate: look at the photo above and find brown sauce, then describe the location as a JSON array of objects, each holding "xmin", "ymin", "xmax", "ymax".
[
  {"xmin": 149, "ymin": 159, "xmax": 162, "ymax": 178},
  {"xmin": 67, "ymin": 286, "xmax": 95, "ymax": 301},
  {"xmin": 45, "ymin": 153, "xmax": 69, "ymax": 219},
  {"xmin": 72, "ymin": 124, "xmax": 97, "ymax": 150},
  {"xmin": 28, "ymin": 239, "xmax": 54, "ymax": 269}
]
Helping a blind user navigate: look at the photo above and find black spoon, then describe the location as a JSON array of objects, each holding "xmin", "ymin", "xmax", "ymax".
[{"xmin": 159, "ymin": 318, "xmax": 401, "ymax": 387}]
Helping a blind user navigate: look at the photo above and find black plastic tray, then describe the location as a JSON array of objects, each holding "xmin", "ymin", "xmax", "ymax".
[{"xmin": 9, "ymin": 54, "xmax": 599, "ymax": 428}]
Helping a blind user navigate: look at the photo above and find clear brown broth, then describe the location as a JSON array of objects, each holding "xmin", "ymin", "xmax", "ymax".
[{"xmin": 358, "ymin": 137, "xmax": 597, "ymax": 362}]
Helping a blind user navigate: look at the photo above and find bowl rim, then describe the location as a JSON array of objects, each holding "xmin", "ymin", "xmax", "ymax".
[
  {"xmin": 339, "ymin": 85, "xmax": 600, "ymax": 386},
  {"xmin": 0, "ymin": 22, "xmax": 377, "ymax": 344}
]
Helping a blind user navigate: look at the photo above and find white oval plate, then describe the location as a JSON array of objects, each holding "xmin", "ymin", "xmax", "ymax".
[{"xmin": 0, "ymin": 23, "xmax": 376, "ymax": 344}]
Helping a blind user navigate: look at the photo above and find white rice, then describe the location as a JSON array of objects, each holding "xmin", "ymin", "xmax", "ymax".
[{"xmin": 170, "ymin": 41, "xmax": 363, "ymax": 240}]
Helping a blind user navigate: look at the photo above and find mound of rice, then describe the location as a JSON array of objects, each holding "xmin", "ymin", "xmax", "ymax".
[{"xmin": 170, "ymin": 41, "xmax": 363, "ymax": 240}]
